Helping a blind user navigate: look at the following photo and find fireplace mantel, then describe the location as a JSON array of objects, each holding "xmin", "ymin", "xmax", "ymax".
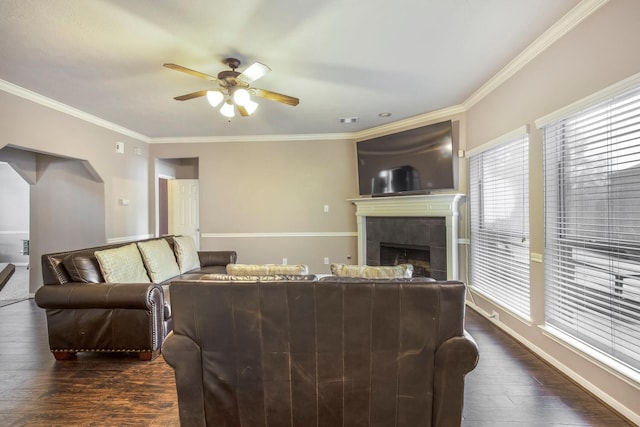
[{"xmin": 350, "ymin": 194, "xmax": 466, "ymax": 280}]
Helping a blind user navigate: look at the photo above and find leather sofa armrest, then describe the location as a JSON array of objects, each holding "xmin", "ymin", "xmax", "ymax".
[
  {"xmin": 198, "ymin": 251, "xmax": 237, "ymax": 267},
  {"xmin": 432, "ymin": 330, "xmax": 479, "ymax": 426},
  {"xmin": 34, "ymin": 282, "xmax": 164, "ymax": 310},
  {"xmin": 162, "ymin": 332, "xmax": 206, "ymax": 424}
]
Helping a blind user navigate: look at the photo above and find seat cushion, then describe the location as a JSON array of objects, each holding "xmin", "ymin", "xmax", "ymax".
[
  {"xmin": 137, "ymin": 239, "xmax": 181, "ymax": 283},
  {"xmin": 95, "ymin": 243, "xmax": 151, "ymax": 283}
]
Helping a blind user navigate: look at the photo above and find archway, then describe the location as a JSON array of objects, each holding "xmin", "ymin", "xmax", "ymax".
[{"xmin": 0, "ymin": 145, "xmax": 105, "ymax": 295}]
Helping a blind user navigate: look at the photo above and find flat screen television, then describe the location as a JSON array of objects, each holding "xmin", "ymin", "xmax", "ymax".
[{"xmin": 356, "ymin": 120, "xmax": 458, "ymax": 196}]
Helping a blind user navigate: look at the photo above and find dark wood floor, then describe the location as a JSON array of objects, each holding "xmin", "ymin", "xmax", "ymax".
[
  {"xmin": 0, "ymin": 299, "xmax": 632, "ymax": 426},
  {"xmin": 462, "ymin": 308, "xmax": 632, "ymax": 426}
]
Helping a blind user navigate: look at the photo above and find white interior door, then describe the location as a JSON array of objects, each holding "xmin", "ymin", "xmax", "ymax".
[{"xmin": 168, "ymin": 179, "xmax": 200, "ymax": 249}]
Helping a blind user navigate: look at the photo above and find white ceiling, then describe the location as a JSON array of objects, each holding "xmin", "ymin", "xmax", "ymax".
[{"xmin": 0, "ymin": 0, "xmax": 584, "ymax": 140}]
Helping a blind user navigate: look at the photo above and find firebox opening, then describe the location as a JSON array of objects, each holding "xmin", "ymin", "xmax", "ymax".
[{"xmin": 380, "ymin": 242, "xmax": 431, "ymax": 277}]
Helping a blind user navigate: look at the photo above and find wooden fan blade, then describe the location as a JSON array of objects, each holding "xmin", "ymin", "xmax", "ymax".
[
  {"xmin": 237, "ymin": 62, "xmax": 271, "ymax": 84},
  {"xmin": 237, "ymin": 105, "xmax": 250, "ymax": 117},
  {"xmin": 163, "ymin": 63, "xmax": 218, "ymax": 81},
  {"xmin": 251, "ymin": 88, "xmax": 299, "ymax": 106},
  {"xmin": 174, "ymin": 90, "xmax": 208, "ymax": 101}
]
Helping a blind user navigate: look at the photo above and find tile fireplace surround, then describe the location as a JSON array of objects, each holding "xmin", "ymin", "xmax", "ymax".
[{"xmin": 350, "ymin": 194, "xmax": 465, "ymax": 280}]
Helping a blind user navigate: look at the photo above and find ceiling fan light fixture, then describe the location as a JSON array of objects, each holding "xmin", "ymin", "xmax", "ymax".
[
  {"xmin": 220, "ymin": 100, "xmax": 235, "ymax": 118},
  {"xmin": 206, "ymin": 90, "xmax": 224, "ymax": 107},
  {"xmin": 237, "ymin": 62, "xmax": 271, "ymax": 84},
  {"xmin": 233, "ymin": 88, "xmax": 251, "ymax": 106},
  {"xmin": 244, "ymin": 99, "xmax": 259, "ymax": 115}
]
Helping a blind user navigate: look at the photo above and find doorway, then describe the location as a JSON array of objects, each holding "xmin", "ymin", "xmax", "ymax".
[
  {"xmin": 0, "ymin": 145, "xmax": 105, "ymax": 294},
  {"xmin": 168, "ymin": 179, "xmax": 200, "ymax": 249},
  {"xmin": 0, "ymin": 162, "xmax": 29, "ymax": 303},
  {"xmin": 155, "ymin": 158, "xmax": 200, "ymax": 247}
]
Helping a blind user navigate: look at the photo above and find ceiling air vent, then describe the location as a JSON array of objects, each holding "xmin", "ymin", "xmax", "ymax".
[{"xmin": 338, "ymin": 117, "xmax": 359, "ymax": 124}]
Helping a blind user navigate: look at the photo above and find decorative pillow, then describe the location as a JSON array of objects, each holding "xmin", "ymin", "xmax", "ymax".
[
  {"xmin": 330, "ymin": 263, "xmax": 413, "ymax": 278},
  {"xmin": 137, "ymin": 239, "xmax": 181, "ymax": 283},
  {"xmin": 173, "ymin": 236, "xmax": 201, "ymax": 274},
  {"xmin": 63, "ymin": 253, "xmax": 104, "ymax": 283},
  {"xmin": 94, "ymin": 243, "xmax": 151, "ymax": 283},
  {"xmin": 199, "ymin": 274, "xmax": 318, "ymax": 282},
  {"xmin": 226, "ymin": 263, "xmax": 309, "ymax": 276}
]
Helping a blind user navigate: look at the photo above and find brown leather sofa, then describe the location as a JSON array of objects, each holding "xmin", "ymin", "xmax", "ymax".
[
  {"xmin": 163, "ymin": 277, "xmax": 479, "ymax": 426},
  {"xmin": 35, "ymin": 236, "xmax": 236, "ymax": 361}
]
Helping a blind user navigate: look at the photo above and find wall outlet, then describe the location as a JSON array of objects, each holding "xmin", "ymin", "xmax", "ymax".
[
  {"xmin": 530, "ymin": 252, "xmax": 543, "ymax": 263},
  {"xmin": 282, "ymin": 257, "xmax": 288, "ymax": 265},
  {"xmin": 323, "ymin": 204, "xmax": 329, "ymax": 213},
  {"xmin": 323, "ymin": 257, "xmax": 330, "ymax": 265},
  {"xmin": 115, "ymin": 142, "xmax": 125, "ymax": 154}
]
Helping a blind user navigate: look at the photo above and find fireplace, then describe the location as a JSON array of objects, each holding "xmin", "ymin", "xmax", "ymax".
[
  {"xmin": 380, "ymin": 242, "xmax": 431, "ymax": 277},
  {"xmin": 366, "ymin": 216, "xmax": 446, "ymax": 279},
  {"xmin": 350, "ymin": 194, "xmax": 465, "ymax": 280}
]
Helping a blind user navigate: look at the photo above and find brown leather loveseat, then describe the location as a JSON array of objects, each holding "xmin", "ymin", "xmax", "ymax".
[
  {"xmin": 163, "ymin": 277, "xmax": 479, "ymax": 426},
  {"xmin": 35, "ymin": 236, "xmax": 236, "ymax": 361}
]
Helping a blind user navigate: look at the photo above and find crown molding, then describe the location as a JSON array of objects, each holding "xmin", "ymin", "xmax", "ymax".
[
  {"xmin": 148, "ymin": 132, "xmax": 355, "ymax": 144},
  {"xmin": 352, "ymin": 105, "xmax": 466, "ymax": 141},
  {"xmin": 463, "ymin": 0, "xmax": 610, "ymax": 110},
  {"xmin": 0, "ymin": 79, "xmax": 150, "ymax": 143},
  {"xmin": 0, "ymin": 0, "xmax": 608, "ymax": 144},
  {"xmin": 148, "ymin": 105, "xmax": 467, "ymax": 144}
]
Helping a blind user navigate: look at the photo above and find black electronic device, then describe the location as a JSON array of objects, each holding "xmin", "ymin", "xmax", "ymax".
[{"xmin": 356, "ymin": 120, "xmax": 458, "ymax": 196}]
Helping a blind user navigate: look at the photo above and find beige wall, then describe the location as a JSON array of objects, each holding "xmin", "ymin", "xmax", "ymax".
[
  {"xmin": 465, "ymin": 0, "xmax": 640, "ymax": 422},
  {"xmin": 0, "ymin": 91, "xmax": 151, "ymax": 291},
  {"xmin": 150, "ymin": 138, "xmax": 359, "ymax": 273}
]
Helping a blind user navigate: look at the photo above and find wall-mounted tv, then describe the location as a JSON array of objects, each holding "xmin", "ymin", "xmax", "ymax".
[{"xmin": 356, "ymin": 120, "xmax": 458, "ymax": 196}]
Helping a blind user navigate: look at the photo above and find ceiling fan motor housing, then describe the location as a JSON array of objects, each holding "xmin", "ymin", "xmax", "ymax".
[
  {"xmin": 223, "ymin": 57, "xmax": 242, "ymax": 70},
  {"xmin": 217, "ymin": 70, "xmax": 243, "ymax": 88}
]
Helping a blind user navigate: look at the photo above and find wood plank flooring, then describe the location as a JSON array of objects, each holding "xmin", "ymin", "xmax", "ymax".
[
  {"xmin": 462, "ymin": 308, "xmax": 632, "ymax": 426},
  {"xmin": 0, "ymin": 299, "xmax": 632, "ymax": 426}
]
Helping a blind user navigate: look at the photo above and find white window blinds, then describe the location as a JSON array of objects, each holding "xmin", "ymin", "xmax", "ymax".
[
  {"xmin": 469, "ymin": 131, "xmax": 530, "ymax": 319},
  {"xmin": 542, "ymin": 83, "xmax": 640, "ymax": 374}
]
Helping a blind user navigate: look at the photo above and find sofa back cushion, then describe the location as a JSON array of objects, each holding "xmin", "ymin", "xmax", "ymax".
[
  {"xmin": 137, "ymin": 239, "xmax": 181, "ymax": 283},
  {"xmin": 95, "ymin": 243, "xmax": 151, "ymax": 283},
  {"xmin": 330, "ymin": 263, "xmax": 413, "ymax": 278},
  {"xmin": 173, "ymin": 236, "xmax": 201, "ymax": 274},
  {"xmin": 227, "ymin": 263, "xmax": 309, "ymax": 276}
]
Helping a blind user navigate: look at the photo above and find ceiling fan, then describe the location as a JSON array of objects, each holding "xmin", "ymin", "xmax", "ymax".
[{"xmin": 164, "ymin": 57, "xmax": 299, "ymax": 118}]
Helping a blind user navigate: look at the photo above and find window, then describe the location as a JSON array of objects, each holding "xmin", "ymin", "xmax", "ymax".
[
  {"xmin": 469, "ymin": 128, "xmax": 530, "ymax": 319},
  {"xmin": 541, "ymin": 81, "xmax": 640, "ymax": 374}
]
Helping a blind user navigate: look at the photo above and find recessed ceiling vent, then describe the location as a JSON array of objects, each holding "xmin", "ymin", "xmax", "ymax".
[{"xmin": 338, "ymin": 117, "xmax": 359, "ymax": 124}]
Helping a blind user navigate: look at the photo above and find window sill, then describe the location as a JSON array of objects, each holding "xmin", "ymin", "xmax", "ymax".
[{"xmin": 540, "ymin": 324, "xmax": 640, "ymax": 389}]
